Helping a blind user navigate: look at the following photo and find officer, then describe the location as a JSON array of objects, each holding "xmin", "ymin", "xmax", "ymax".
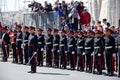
[
  {"xmin": 46, "ymin": 28, "xmax": 53, "ymax": 67},
  {"xmin": 68, "ymin": 31, "xmax": 76, "ymax": 70},
  {"xmin": 1, "ymin": 27, "xmax": 10, "ymax": 62},
  {"xmin": 59, "ymin": 30, "xmax": 67, "ymax": 69},
  {"xmin": 104, "ymin": 28, "xmax": 115, "ymax": 76},
  {"xmin": 16, "ymin": 24, "xmax": 23, "ymax": 64},
  {"xmin": 77, "ymin": 31, "xmax": 85, "ymax": 71},
  {"xmin": 11, "ymin": 30, "xmax": 18, "ymax": 63},
  {"xmin": 85, "ymin": 30, "xmax": 94, "ymax": 73},
  {"xmin": 53, "ymin": 29, "xmax": 60, "ymax": 68},
  {"xmin": 23, "ymin": 26, "xmax": 30, "ymax": 65},
  {"xmin": 28, "ymin": 26, "xmax": 38, "ymax": 73},
  {"xmin": 37, "ymin": 28, "xmax": 45, "ymax": 66},
  {"xmin": 94, "ymin": 30, "xmax": 104, "ymax": 74},
  {"xmin": 116, "ymin": 29, "xmax": 120, "ymax": 77}
]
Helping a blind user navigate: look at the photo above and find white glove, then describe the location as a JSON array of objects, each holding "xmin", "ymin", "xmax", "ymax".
[
  {"xmin": 72, "ymin": 51, "xmax": 75, "ymax": 54},
  {"xmin": 5, "ymin": 45, "xmax": 7, "ymax": 47},
  {"xmin": 113, "ymin": 53, "xmax": 116, "ymax": 57},
  {"xmin": 41, "ymin": 48, "xmax": 44, "ymax": 51},
  {"xmin": 52, "ymin": 49, "xmax": 53, "ymax": 52},
  {"xmin": 91, "ymin": 52, "xmax": 94, "ymax": 56},
  {"xmin": 57, "ymin": 50, "xmax": 59, "ymax": 53},
  {"xmin": 65, "ymin": 51, "xmax": 67, "ymax": 53},
  {"xmin": 83, "ymin": 52, "xmax": 85, "ymax": 55},
  {"xmin": 34, "ymin": 52, "xmax": 37, "ymax": 55},
  {"xmin": 98, "ymin": 53, "xmax": 101, "ymax": 56}
]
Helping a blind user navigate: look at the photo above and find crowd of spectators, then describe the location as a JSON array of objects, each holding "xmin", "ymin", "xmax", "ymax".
[{"xmin": 28, "ymin": 0, "xmax": 91, "ymax": 31}]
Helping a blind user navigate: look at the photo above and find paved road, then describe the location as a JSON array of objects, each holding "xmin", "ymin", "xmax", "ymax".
[{"xmin": 0, "ymin": 58, "xmax": 119, "ymax": 80}]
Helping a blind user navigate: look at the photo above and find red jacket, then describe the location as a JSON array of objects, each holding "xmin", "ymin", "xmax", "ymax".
[
  {"xmin": 79, "ymin": 11, "xmax": 91, "ymax": 25},
  {"xmin": 0, "ymin": 22, "xmax": 2, "ymax": 31}
]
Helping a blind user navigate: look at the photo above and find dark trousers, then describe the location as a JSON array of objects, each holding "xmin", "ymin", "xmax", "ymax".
[
  {"xmin": 106, "ymin": 54, "xmax": 113, "ymax": 74},
  {"xmin": 77, "ymin": 54, "xmax": 84, "ymax": 70},
  {"xmin": 17, "ymin": 42, "xmax": 23, "ymax": 63},
  {"xmin": 60, "ymin": 51, "xmax": 67, "ymax": 68},
  {"xmin": 37, "ymin": 50, "xmax": 44, "ymax": 66},
  {"xmin": 29, "ymin": 46, "xmax": 36, "ymax": 72},
  {"xmin": 53, "ymin": 50, "xmax": 59, "ymax": 67},
  {"xmin": 46, "ymin": 49, "xmax": 52, "ymax": 66},
  {"xmin": 24, "ymin": 45, "xmax": 29, "ymax": 64},
  {"xmin": 2, "ymin": 45, "xmax": 9, "ymax": 61},
  {"xmin": 118, "ymin": 56, "xmax": 120, "ymax": 75},
  {"xmin": 12, "ymin": 43, "xmax": 17, "ymax": 62},
  {"xmin": 95, "ymin": 54, "xmax": 102, "ymax": 73},
  {"xmin": 70, "ymin": 53, "xmax": 75, "ymax": 69},
  {"xmin": 86, "ymin": 53, "xmax": 92, "ymax": 72}
]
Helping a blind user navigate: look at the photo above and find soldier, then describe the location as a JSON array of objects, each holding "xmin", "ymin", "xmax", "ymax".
[
  {"xmin": 46, "ymin": 28, "xmax": 53, "ymax": 67},
  {"xmin": 1, "ymin": 27, "xmax": 10, "ymax": 62},
  {"xmin": 23, "ymin": 26, "xmax": 30, "ymax": 65},
  {"xmin": 68, "ymin": 31, "xmax": 76, "ymax": 70},
  {"xmin": 53, "ymin": 29, "xmax": 60, "ymax": 68},
  {"xmin": 28, "ymin": 26, "xmax": 38, "ymax": 73},
  {"xmin": 76, "ymin": 31, "xmax": 85, "ymax": 71},
  {"xmin": 37, "ymin": 28, "xmax": 45, "ymax": 66},
  {"xmin": 16, "ymin": 25, "xmax": 23, "ymax": 64},
  {"xmin": 74, "ymin": 30, "xmax": 79, "ymax": 67},
  {"xmin": 116, "ymin": 29, "xmax": 120, "ymax": 77},
  {"xmin": 59, "ymin": 30, "xmax": 67, "ymax": 69},
  {"xmin": 85, "ymin": 30, "xmax": 94, "ymax": 73},
  {"xmin": 11, "ymin": 30, "xmax": 18, "ymax": 63},
  {"xmin": 104, "ymin": 28, "xmax": 115, "ymax": 76},
  {"xmin": 94, "ymin": 30, "xmax": 104, "ymax": 74}
]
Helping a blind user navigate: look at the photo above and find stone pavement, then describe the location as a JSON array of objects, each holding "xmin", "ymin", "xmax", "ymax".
[{"xmin": 0, "ymin": 58, "xmax": 119, "ymax": 80}]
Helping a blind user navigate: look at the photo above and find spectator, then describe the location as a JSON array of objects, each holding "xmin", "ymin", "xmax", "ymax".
[
  {"xmin": 102, "ymin": 18, "xmax": 110, "ymax": 30},
  {"xmin": 62, "ymin": 1, "xmax": 68, "ymax": 19}
]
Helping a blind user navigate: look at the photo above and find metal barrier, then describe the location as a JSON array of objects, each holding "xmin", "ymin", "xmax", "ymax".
[
  {"xmin": 1, "ymin": 11, "xmax": 61, "ymax": 29},
  {"xmin": 23, "ymin": 11, "xmax": 60, "ymax": 29}
]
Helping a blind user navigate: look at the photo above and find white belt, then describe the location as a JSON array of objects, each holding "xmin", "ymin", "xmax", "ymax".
[
  {"xmin": 85, "ymin": 47, "xmax": 91, "ymax": 49},
  {"xmin": 24, "ymin": 40, "xmax": 28, "ymax": 42},
  {"xmin": 94, "ymin": 47, "xmax": 100, "ymax": 49},
  {"xmin": 16, "ymin": 39, "xmax": 22, "ymax": 41},
  {"xmin": 46, "ymin": 42, "xmax": 51, "ymax": 45},
  {"xmin": 38, "ymin": 42, "xmax": 42, "ymax": 44},
  {"xmin": 105, "ymin": 46, "xmax": 112, "ymax": 49},
  {"xmin": 53, "ymin": 44, "xmax": 58, "ymax": 46},
  {"xmin": 68, "ymin": 45, "xmax": 73, "ymax": 47},
  {"xmin": 77, "ymin": 46, "xmax": 83, "ymax": 49},
  {"xmin": 60, "ymin": 44, "xmax": 64, "ymax": 46}
]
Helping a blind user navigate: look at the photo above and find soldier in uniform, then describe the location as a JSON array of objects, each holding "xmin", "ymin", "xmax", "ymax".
[
  {"xmin": 76, "ymin": 31, "xmax": 85, "ymax": 71},
  {"xmin": 1, "ymin": 27, "xmax": 10, "ymax": 62},
  {"xmin": 53, "ymin": 29, "xmax": 60, "ymax": 68},
  {"xmin": 59, "ymin": 30, "xmax": 67, "ymax": 69},
  {"xmin": 37, "ymin": 28, "xmax": 45, "ymax": 66},
  {"xmin": 68, "ymin": 31, "xmax": 76, "ymax": 70},
  {"xmin": 104, "ymin": 28, "xmax": 115, "ymax": 76},
  {"xmin": 28, "ymin": 26, "xmax": 38, "ymax": 73},
  {"xmin": 23, "ymin": 26, "xmax": 30, "ymax": 65},
  {"xmin": 46, "ymin": 28, "xmax": 53, "ymax": 67},
  {"xmin": 11, "ymin": 30, "xmax": 18, "ymax": 63},
  {"xmin": 94, "ymin": 30, "xmax": 104, "ymax": 74},
  {"xmin": 85, "ymin": 30, "xmax": 94, "ymax": 73},
  {"xmin": 16, "ymin": 25, "xmax": 23, "ymax": 64},
  {"xmin": 116, "ymin": 29, "xmax": 120, "ymax": 77}
]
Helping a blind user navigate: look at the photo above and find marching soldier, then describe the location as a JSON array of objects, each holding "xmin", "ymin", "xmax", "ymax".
[
  {"xmin": 1, "ymin": 27, "xmax": 10, "ymax": 62},
  {"xmin": 60, "ymin": 30, "xmax": 67, "ymax": 69},
  {"xmin": 46, "ymin": 28, "xmax": 53, "ymax": 67},
  {"xmin": 85, "ymin": 30, "xmax": 94, "ymax": 73},
  {"xmin": 68, "ymin": 31, "xmax": 76, "ymax": 70},
  {"xmin": 16, "ymin": 25, "xmax": 23, "ymax": 64},
  {"xmin": 28, "ymin": 26, "xmax": 38, "ymax": 73},
  {"xmin": 94, "ymin": 30, "xmax": 104, "ymax": 74},
  {"xmin": 37, "ymin": 28, "xmax": 45, "ymax": 66},
  {"xmin": 117, "ymin": 29, "xmax": 120, "ymax": 77},
  {"xmin": 77, "ymin": 31, "xmax": 85, "ymax": 71},
  {"xmin": 23, "ymin": 26, "xmax": 30, "ymax": 65},
  {"xmin": 11, "ymin": 30, "xmax": 18, "ymax": 63},
  {"xmin": 53, "ymin": 29, "xmax": 60, "ymax": 68},
  {"xmin": 104, "ymin": 28, "xmax": 115, "ymax": 76}
]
